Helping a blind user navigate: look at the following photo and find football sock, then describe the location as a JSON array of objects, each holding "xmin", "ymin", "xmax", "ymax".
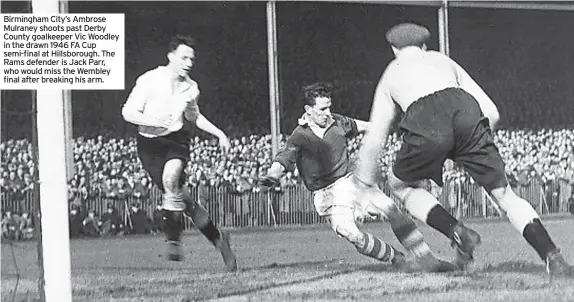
[
  {"xmin": 163, "ymin": 210, "xmax": 184, "ymax": 242},
  {"xmin": 426, "ymin": 205, "xmax": 460, "ymax": 240},
  {"xmin": 391, "ymin": 217, "xmax": 435, "ymax": 259},
  {"xmin": 402, "ymin": 187, "xmax": 459, "ymax": 239},
  {"xmin": 494, "ymin": 190, "xmax": 556, "ymax": 260},
  {"xmin": 523, "ymin": 218, "xmax": 557, "ymax": 260},
  {"xmin": 183, "ymin": 190, "xmax": 221, "ymax": 244},
  {"xmin": 355, "ymin": 232, "xmax": 398, "ymax": 263}
]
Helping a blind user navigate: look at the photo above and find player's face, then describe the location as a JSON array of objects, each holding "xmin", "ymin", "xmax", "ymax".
[
  {"xmin": 168, "ymin": 44, "xmax": 195, "ymax": 77},
  {"xmin": 307, "ymin": 97, "xmax": 332, "ymax": 128}
]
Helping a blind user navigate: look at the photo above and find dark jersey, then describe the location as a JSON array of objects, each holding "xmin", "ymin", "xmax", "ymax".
[{"xmin": 274, "ymin": 113, "xmax": 359, "ymax": 191}]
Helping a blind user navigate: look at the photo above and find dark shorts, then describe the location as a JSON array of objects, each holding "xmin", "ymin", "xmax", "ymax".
[
  {"xmin": 136, "ymin": 129, "xmax": 190, "ymax": 192},
  {"xmin": 393, "ymin": 88, "xmax": 508, "ymax": 191}
]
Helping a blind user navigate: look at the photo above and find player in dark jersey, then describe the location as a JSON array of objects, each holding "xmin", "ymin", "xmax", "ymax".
[
  {"xmin": 354, "ymin": 23, "xmax": 571, "ymax": 279},
  {"xmin": 261, "ymin": 82, "xmax": 457, "ymax": 272}
]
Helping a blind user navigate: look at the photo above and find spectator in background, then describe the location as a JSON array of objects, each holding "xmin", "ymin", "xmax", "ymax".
[
  {"xmin": 21, "ymin": 173, "xmax": 35, "ymax": 195},
  {"xmin": 18, "ymin": 212, "xmax": 34, "ymax": 240},
  {"xmin": 569, "ymin": 192, "xmax": 574, "ymax": 216},
  {"xmin": 6, "ymin": 171, "xmax": 24, "ymax": 202},
  {"xmin": 69, "ymin": 205, "xmax": 84, "ymax": 238},
  {"xmin": 2, "ymin": 211, "xmax": 20, "ymax": 240},
  {"xmin": 128, "ymin": 202, "xmax": 152, "ymax": 235},
  {"xmin": 234, "ymin": 172, "xmax": 252, "ymax": 227},
  {"xmin": 100, "ymin": 203, "xmax": 123, "ymax": 236},
  {"xmin": 82, "ymin": 210, "xmax": 100, "ymax": 237},
  {"xmin": 133, "ymin": 176, "xmax": 151, "ymax": 203},
  {"xmin": 152, "ymin": 205, "xmax": 165, "ymax": 234}
]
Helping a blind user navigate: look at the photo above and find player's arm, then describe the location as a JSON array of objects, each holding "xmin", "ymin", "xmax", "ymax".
[
  {"xmin": 185, "ymin": 98, "xmax": 230, "ymax": 151},
  {"xmin": 452, "ymin": 59, "xmax": 500, "ymax": 131},
  {"xmin": 121, "ymin": 75, "xmax": 162, "ymax": 127},
  {"xmin": 195, "ymin": 114, "xmax": 230, "ymax": 151},
  {"xmin": 354, "ymin": 75, "xmax": 398, "ymax": 186},
  {"xmin": 195, "ymin": 114, "xmax": 225, "ymax": 139},
  {"xmin": 261, "ymin": 135, "xmax": 299, "ymax": 187}
]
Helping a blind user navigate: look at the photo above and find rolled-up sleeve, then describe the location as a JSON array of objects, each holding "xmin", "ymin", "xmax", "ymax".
[{"xmin": 274, "ymin": 135, "xmax": 299, "ymax": 172}]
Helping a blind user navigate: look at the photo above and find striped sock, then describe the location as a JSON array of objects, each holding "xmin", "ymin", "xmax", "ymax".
[
  {"xmin": 355, "ymin": 233, "xmax": 397, "ymax": 263},
  {"xmin": 392, "ymin": 222, "xmax": 435, "ymax": 259}
]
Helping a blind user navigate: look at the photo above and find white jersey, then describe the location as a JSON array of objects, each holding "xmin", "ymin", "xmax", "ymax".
[
  {"xmin": 122, "ymin": 66, "xmax": 201, "ymax": 138},
  {"xmin": 377, "ymin": 47, "xmax": 494, "ymax": 112}
]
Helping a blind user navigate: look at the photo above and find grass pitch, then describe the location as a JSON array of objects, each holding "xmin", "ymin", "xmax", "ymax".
[{"xmin": 2, "ymin": 215, "xmax": 574, "ymax": 302}]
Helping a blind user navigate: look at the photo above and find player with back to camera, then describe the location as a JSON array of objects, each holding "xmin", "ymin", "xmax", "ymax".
[
  {"xmin": 122, "ymin": 34, "xmax": 237, "ymax": 272},
  {"xmin": 353, "ymin": 23, "xmax": 572, "ymax": 279},
  {"xmin": 260, "ymin": 82, "xmax": 458, "ymax": 273}
]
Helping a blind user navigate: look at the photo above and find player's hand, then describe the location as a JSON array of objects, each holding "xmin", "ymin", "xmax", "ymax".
[
  {"xmin": 217, "ymin": 133, "xmax": 231, "ymax": 153},
  {"xmin": 259, "ymin": 175, "xmax": 280, "ymax": 187}
]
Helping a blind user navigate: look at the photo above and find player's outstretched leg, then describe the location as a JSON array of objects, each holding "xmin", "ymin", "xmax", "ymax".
[
  {"xmin": 328, "ymin": 208, "xmax": 406, "ymax": 268},
  {"xmin": 387, "ymin": 173, "xmax": 481, "ymax": 269},
  {"xmin": 183, "ymin": 190, "xmax": 237, "ymax": 272},
  {"xmin": 369, "ymin": 189, "xmax": 459, "ymax": 272},
  {"xmin": 490, "ymin": 185, "xmax": 572, "ymax": 279}
]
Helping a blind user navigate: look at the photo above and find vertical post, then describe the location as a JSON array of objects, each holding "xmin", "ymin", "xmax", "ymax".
[
  {"xmin": 482, "ymin": 188, "xmax": 487, "ymax": 218},
  {"xmin": 0, "ymin": 91, "xmax": 3, "ymax": 140},
  {"xmin": 438, "ymin": 0, "xmax": 450, "ymax": 56},
  {"xmin": 266, "ymin": 0, "xmax": 281, "ymax": 157},
  {"xmin": 31, "ymin": 0, "xmax": 74, "ymax": 301},
  {"xmin": 59, "ymin": 0, "xmax": 75, "ymax": 181}
]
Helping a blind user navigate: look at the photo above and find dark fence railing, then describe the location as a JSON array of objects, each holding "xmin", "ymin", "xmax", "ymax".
[{"xmin": 2, "ymin": 177, "xmax": 572, "ymax": 230}]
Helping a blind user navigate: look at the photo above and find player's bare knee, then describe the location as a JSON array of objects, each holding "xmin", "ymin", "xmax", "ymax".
[{"xmin": 162, "ymin": 159, "xmax": 184, "ymax": 192}]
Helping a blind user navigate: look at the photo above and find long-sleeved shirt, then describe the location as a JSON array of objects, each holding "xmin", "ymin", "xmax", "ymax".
[
  {"xmin": 274, "ymin": 113, "xmax": 359, "ymax": 191},
  {"xmin": 356, "ymin": 46, "xmax": 499, "ymax": 186},
  {"xmin": 376, "ymin": 47, "xmax": 495, "ymax": 113},
  {"xmin": 122, "ymin": 66, "xmax": 201, "ymax": 138}
]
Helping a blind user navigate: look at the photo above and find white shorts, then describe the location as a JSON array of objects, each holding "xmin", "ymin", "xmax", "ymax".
[{"xmin": 313, "ymin": 174, "xmax": 395, "ymax": 236}]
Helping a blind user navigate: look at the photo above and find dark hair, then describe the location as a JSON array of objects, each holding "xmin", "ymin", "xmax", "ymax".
[
  {"xmin": 302, "ymin": 82, "xmax": 333, "ymax": 106},
  {"xmin": 168, "ymin": 34, "xmax": 196, "ymax": 53}
]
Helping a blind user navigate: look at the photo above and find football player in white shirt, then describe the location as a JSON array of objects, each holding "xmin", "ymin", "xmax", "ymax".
[
  {"xmin": 354, "ymin": 23, "xmax": 570, "ymax": 279},
  {"xmin": 122, "ymin": 35, "xmax": 236, "ymax": 272}
]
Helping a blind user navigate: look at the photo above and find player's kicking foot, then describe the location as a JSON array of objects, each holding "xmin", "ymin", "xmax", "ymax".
[
  {"xmin": 451, "ymin": 223, "xmax": 481, "ymax": 269},
  {"xmin": 166, "ymin": 240, "xmax": 184, "ymax": 262},
  {"xmin": 389, "ymin": 251, "xmax": 454, "ymax": 273},
  {"xmin": 390, "ymin": 251, "xmax": 413, "ymax": 271},
  {"xmin": 215, "ymin": 231, "xmax": 237, "ymax": 272},
  {"xmin": 418, "ymin": 253, "xmax": 460, "ymax": 273},
  {"xmin": 546, "ymin": 249, "xmax": 572, "ymax": 281}
]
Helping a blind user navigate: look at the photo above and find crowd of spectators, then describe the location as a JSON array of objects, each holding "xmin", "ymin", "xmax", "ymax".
[
  {"xmin": 2, "ymin": 128, "xmax": 572, "ymax": 194},
  {"xmin": 2, "ymin": 127, "xmax": 574, "ymax": 239}
]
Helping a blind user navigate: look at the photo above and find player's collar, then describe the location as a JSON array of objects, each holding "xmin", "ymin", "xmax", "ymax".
[
  {"xmin": 396, "ymin": 46, "xmax": 424, "ymax": 58},
  {"xmin": 298, "ymin": 113, "xmax": 311, "ymax": 126},
  {"xmin": 298, "ymin": 113, "xmax": 335, "ymax": 128}
]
